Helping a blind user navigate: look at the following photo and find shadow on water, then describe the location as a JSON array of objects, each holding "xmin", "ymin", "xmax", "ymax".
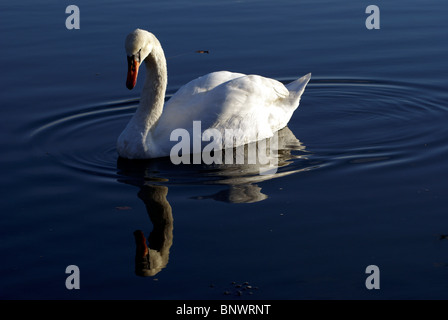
[{"xmin": 116, "ymin": 127, "xmax": 316, "ymax": 276}]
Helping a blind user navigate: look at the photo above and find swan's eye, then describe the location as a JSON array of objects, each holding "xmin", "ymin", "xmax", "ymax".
[
  {"xmin": 127, "ymin": 56, "xmax": 136, "ymax": 71},
  {"xmin": 127, "ymin": 49, "xmax": 141, "ymax": 65}
]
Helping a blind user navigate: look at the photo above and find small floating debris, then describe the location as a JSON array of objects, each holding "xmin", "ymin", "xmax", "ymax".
[{"xmin": 115, "ymin": 206, "xmax": 132, "ymax": 210}]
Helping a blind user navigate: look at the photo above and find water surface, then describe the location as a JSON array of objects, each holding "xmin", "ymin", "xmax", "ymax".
[{"xmin": 1, "ymin": 0, "xmax": 448, "ymax": 299}]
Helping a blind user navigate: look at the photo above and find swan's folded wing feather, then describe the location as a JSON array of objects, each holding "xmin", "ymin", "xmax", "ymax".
[
  {"xmin": 154, "ymin": 72, "xmax": 245, "ymax": 137},
  {"xmin": 226, "ymin": 75, "xmax": 289, "ymax": 102},
  {"xmin": 167, "ymin": 71, "xmax": 245, "ymax": 100},
  {"xmin": 268, "ymin": 78, "xmax": 289, "ymax": 99}
]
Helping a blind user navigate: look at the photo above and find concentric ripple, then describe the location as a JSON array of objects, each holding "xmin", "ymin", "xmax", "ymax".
[
  {"xmin": 28, "ymin": 98, "xmax": 139, "ymax": 179},
  {"xmin": 298, "ymin": 77, "xmax": 448, "ymax": 172},
  {"xmin": 27, "ymin": 78, "xmax": 448, "ymax": 185}
]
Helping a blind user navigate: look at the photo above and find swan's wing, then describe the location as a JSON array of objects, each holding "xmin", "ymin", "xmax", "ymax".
[
  {"xmin": 153, "ymin": 72, "xmax": 309, "ymax": 150},
  {"xmin": 155, "ymin": 71, "xmax": 245, "ymax": 130},
  {"xmin": 225, "ymin": 74, "xmax": 289, "ymax": 102},
  {"xmin": 207, "ymin": 74, "xmax": 294, "ymax": 142},
  {"xmin": 167, "ymin": 71, "xmax": 245, "ymax": 101}
]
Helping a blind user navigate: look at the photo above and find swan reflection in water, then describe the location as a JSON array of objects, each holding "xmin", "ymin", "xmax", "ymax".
[
  {"xmin": 133, "ymin": 185, "xmax": 173, "ymax": 277},
  {"xmin": 116, "ymin": 127, "xmax": 313, "ymax": 276}
]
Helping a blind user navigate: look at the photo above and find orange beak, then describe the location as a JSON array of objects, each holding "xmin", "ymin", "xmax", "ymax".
[
  {"xmin": 126, "ymin": 56, "xmax": 140, "ymax": 90},
  {"xmin": 134, "ymin": 230, "xmax": 149, "ymax": 257}
]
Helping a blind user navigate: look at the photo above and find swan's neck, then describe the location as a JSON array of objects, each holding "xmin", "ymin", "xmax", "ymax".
[{"xmin": 135, "ymin": 44, "xmax": 167, "ymax": 135}]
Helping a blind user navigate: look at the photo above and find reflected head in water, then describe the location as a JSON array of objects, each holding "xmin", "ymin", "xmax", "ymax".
[{"xmin": 133, "ymin": 185, "xmax": 173, "ymax": 277}]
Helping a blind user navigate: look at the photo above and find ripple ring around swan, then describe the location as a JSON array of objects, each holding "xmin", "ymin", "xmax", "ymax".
[{"xmin": 27, "ymin": 78, "xmax": 448, "ymax": 183}]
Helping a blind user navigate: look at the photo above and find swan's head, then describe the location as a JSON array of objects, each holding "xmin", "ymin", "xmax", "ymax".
[{"xmin": 125, "ymin": 29, "xmax": 154, "ymax": 90}]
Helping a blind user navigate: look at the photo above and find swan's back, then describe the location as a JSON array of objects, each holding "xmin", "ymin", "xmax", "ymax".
[{"xmin": 152, "ymin": 72, "xmax": 311, "ymax": 154}]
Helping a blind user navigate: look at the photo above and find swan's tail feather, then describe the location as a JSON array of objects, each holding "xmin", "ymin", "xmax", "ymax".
[{"xmin": 285, "ymin": 73, "xmax": 311, "ymax": 109}]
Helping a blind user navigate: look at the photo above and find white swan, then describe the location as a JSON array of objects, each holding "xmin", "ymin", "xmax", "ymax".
[{"xmin": 117, "ymin": 29, "xmax": 311, "ymax": 159}]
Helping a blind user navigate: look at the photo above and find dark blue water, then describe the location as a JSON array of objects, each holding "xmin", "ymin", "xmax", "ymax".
[{"xmin": 1, "ymin": 0, "xmax": 448, "ymax": 299}]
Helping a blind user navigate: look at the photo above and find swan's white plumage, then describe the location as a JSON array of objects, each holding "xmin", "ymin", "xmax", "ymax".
[{"xmin": 117, "ymin": 29, "xmax": 311, "ymax": 159}]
